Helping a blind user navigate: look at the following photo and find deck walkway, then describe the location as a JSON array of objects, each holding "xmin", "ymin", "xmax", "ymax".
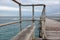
[
  {"xmin": 45, "ymin": 18, "xmax": 60, "ymax": 40},
  {"xmin": 10, "ymin": 18, "xmax": 60, "ymax": 40},
  {"xmin": 11, "ymin": 23, "xmax": 35, "ymax": 40},
  {"xmin": 35, "ymin": 18, "xmax": 60, "ymax": 40}
]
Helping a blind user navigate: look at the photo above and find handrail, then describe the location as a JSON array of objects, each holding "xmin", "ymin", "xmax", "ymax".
[
  {"xmin": 21, "ymin": 4, "xmax": 45, "ymax": 6},
  {"xmin": 11, "ymin": 23, "xmax": 35, "ymax": 40},
  {"xmin": 0, "ymin": 21, "xmax": 19, "ymax": 27},
  {"xmin": 0, "ymin": 19, "xmax": 43, "ymax": 27},
  {"xmin": 12, "ymin": 0, "xmax": 45, "ymax": 6},
  {"xmin": 0, "ymin": 0, "xmax": 46, "ymax": 40},
  {"xmin": 12, "ymin": 0, "xmax": 21, "ymax": 5}
]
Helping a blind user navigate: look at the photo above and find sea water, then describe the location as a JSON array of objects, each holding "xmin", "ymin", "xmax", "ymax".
[{"xmin": 0, "ymin": 16, "xmax": 40, "ymax": 40}]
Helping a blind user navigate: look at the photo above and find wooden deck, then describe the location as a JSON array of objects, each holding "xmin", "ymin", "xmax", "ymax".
[
  {"xmin": 11, "ymin": 23, "xmax": 35, "ymax": 40},
  {"xmin": 34, "ymin": 18, "xmax": 60, "ymax": 40},
  {"xmin": 35, "ymin": 18, "xmax": 60, "ymax": 40},
  {"xmin": 45, "ymin": 18, "xmax": 60, "ymax": 40},
  {"xmin": 10, "ymin": 18, "xmax": 60, "ymax": 40}
]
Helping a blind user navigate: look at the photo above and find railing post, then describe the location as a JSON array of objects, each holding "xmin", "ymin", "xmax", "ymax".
[
  {"xmin": 32, "ymin": 5, "xmax": 34, "ymax": 23},
  {"xmin": 19, "ymin": 5, "xmax": 22, "ymax": 31},
  {"xmin": 39, "ymin": 5, "xmax": 46, "ymax": 39},
  {"xmin": 12, "ymin": 1, "xmax": 46, "ymax": 39},
  {"xmin": 32, "ymin": 5, "xmax": 35, "ymax": 39},
  {"xmin": 12, "ymin": 0, "xmax": 22, "ymax": 31}
]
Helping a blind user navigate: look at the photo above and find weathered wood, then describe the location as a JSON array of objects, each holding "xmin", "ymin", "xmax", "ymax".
[
  {"xmin": 11, "ymin": 23, "xmax": 35, "ymax": 40},
  {"xmin": 45, "ymin": 18, "xmax": 60, "ymax": 40},
  {"xmin": 33, "ymin": 38, "xmax": 42, "ymax": 40},
  {"xmin": 45, "ymin": 18, "xmax": 60, "ymax": 29},
  {"xmin": 46, "ymin": 31, "xmax": 60, "ymax": 39}
]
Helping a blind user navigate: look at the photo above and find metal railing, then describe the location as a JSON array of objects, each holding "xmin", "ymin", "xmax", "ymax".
[
  {"xmin": 12, "ymin": 0, "xmax": 46, "ymax": 30},
  {"xmin": 12, "ymin": 0, "xmax": 46, "ymax": 39},
  {"xmin": 0, "ymin": 21, "xmax": 19, "ymax": 27},
  {"xmin": 0, "ymin": 0, "xmax": 46, "ymax": 39}
]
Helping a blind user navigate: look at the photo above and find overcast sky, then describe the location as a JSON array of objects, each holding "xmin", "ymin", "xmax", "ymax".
[{"xmin": 0, "ymin": 0, "xmax": 60, "ymax": 16}]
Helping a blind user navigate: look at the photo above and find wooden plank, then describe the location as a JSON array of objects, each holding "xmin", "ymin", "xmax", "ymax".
[
  {"xmin": 46, "ymin": 31, "xmax": 60, "ymax": 38},
  {"xmin": 11, "ymin": 23, "xmax": 35, "ymax": 40},
  {"xmin": 45, "ymin": 18, "xmax": 60, "ymax": 40},
  {"xmin": 35, "ymin": 38, "xmax": 42, "ymax": 40},
  {"xmin": 46, "ymin": 27, "xmax": 60, "ymax": 31},
  {"xmin": 45, "ymin": 18, "xmax": 60, "ymax": 28}
]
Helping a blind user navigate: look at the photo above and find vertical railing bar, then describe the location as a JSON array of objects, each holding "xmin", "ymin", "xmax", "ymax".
[
  {"xmin": 19, "ymin": 5, "xmax": 22, "ymax": 31},
  {"xmin": 32, "ymin": 5, "xmax": 34, "ymax": 23},
  {"xmin": 43, "ymin": 5, "xmax": 47, "ymax": 39},
  {"xmin": 44, "ymin": 5, "xmax": 46, "ymax": 21},
  {"xmin": 32, "ymin": 5, "xmax": 35, "ymax": 39},
  {"xmin": 40, "ymin": 5, "xmax": 46, "ymax": 39},
  {"xmin": 12, "ymin": 0, "xmax": 22, "ymax": 31},
  {"xmin": 42, "ymin": 5, "xmax": 45, "ymax": 39},
  {"xmin": 42, "ymin": 6, "xmax": 44, "ymax": 39}
]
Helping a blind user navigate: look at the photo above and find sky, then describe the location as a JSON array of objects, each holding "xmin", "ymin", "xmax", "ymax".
[{"xmin": 0, "ymin": 0, "xmax": 60, "ymax": 16}]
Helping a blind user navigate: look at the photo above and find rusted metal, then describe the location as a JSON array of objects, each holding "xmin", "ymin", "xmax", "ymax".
[
  {"xmin": 12, "ymin": 0, "xmax": 21, "ymax": 5},
  {"xmin": 32, "ymin": 5, "xmax": 34, "ymax": 23},
  {"xmin": 12, "ymin": 0, "xmax": 22, "ymax": 31},
  {"xmin": 19, "ymin": 5, "xmax": 22, "ymax": 31},
  {"xmin": 21, "ymin": 4, "xmax": 45, "ymax": 6}
]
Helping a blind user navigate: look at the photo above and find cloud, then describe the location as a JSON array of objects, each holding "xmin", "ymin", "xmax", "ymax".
[
  {"xmin": 55, "ymin": 13, "xmax": 60, "ymax": 15},
  {"xmin": 45, "ymin": 0, "xmax": 60, "ymax": 6},
  {"xmin": 0, "ymin": 6, "xmax": 43, "ymax": 12},
  {"xmin": 0, "ymin": 6, "xmax": 19, "ymax": 11},
  {"xmin": 52, "ymin": 13, "xmax": 60, "ymax": 16},
  {"xmin": 0, "ymin": 0, "xmax": 60, "ymax": 6},
  {"xmin": 20, "ymin": 0, "xmax": 42, "ymax": 4},
  {"xmin": 0, "ymin": 0, "xmax": 60, "ymax": 16},
  {"xmin": 20, "ymin": 0, "xmax": 60, "ymax": 6}
]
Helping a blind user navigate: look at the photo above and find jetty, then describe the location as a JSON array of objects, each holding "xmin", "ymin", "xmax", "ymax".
[
  {"xmin": 0, "ymin": 18, "xmax": 60, "ymax": 40},
  {"xmin": 0, "ymin": 0, "xmax": 60, "ymax": 40},
  {"xmin": 45, "ymin": 18, "xmax": 60, "ymax": 39},
  {"xmin": 10, "ymin": 18, "xmax": 60, "ymax": 40}
]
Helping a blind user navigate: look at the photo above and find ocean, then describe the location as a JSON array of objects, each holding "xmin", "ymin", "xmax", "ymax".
[{"xmin": 0, "ymin": 16, "xmax": 40, "ymax": 40}]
